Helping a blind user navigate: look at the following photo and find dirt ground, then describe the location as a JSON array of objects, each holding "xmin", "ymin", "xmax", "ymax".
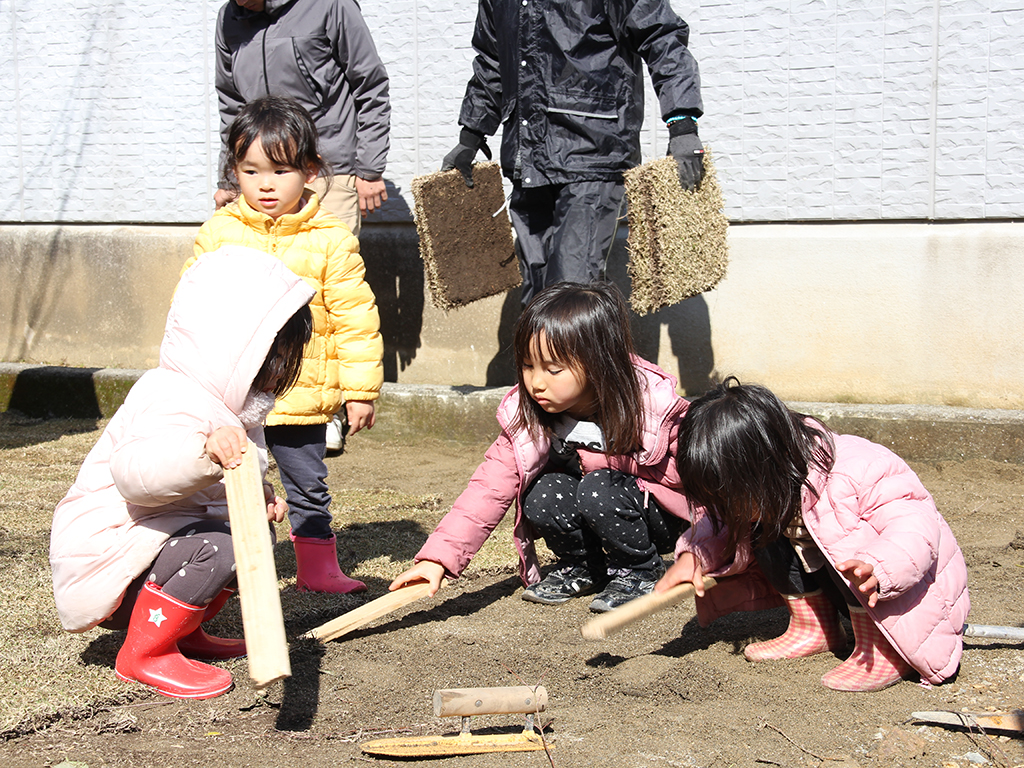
[{"xmin": 4, "ymin": 429, "xmax": 1024, "ymax": 768}]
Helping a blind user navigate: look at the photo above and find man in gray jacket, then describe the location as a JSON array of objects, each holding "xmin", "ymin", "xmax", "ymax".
[
  {"xmin": 215, "ymin": 0, "xmax": 391, "ymax": 236},
  {"xmin": 443, "ymin": 0, "xmax": 704, "ymax": 305}
]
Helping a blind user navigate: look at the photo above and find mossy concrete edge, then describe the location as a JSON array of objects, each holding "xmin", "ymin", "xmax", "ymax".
[{"xmin": 3, "ymin": 364, "xmax": 1023, "ymax": 464}]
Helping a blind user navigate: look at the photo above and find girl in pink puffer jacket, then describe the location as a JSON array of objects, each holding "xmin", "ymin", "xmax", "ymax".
[
  {"xmin": 391, "ymin": 282, "xmax": 691, "ymax": 614},
  {"xmin": 661, "ymin": 378, "xmax": 969, "ymax": 692}
]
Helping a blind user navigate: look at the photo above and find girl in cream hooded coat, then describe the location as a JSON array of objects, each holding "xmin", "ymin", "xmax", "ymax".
[{"xmin": 50, "ymin": 247, "xmax": 314, "ymax": 699}]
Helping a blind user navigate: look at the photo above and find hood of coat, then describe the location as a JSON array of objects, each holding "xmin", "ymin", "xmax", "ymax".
[{"xmin": 161, "ymin": 246, "xmax": 315, "ymax": 416}]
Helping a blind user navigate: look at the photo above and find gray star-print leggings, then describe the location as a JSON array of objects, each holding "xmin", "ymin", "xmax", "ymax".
[
  {"xmin": 100, "ymin": 520, "xmax": 241, "ymax": 631},
  {"xmin": 521, "ymin": 469, "xmax": 687, "ymax": 578}
]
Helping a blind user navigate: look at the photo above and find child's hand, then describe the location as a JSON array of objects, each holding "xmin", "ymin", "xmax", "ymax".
[
  {"xmin": 835, "ymin": 559, "xmax": 880, "ymax": 607},
  {"xmin": 214, "ymin": 188, "xmax": 238, "ymax": 209},
  {"xmin": 265, "ymin": 492, "xmax": 288, "ymax": 523},
  {"xmin": 206, "ymin": 426, "xmax": 248, "ymax": 469},
  {"xmin": 390, "ymin": 560, "xmax": 445, "ymax": 596},
  {"xmin": 656, "ymin": 552, "xmax": 707, "ymax": 596},
  {"xmin": 345, "ymin": 400, "xmax": 376, "ymax": 435}
]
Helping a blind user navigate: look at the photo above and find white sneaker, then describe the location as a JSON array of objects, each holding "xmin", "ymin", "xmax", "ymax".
[{"xmin": 325, "ymin": 414, "xmax": 346, "ymax": 453}]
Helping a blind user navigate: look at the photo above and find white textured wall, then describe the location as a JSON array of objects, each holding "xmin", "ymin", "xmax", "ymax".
[{"xmin": 2, "ymin": 0, "xmax": 1022, "ymax": 223}]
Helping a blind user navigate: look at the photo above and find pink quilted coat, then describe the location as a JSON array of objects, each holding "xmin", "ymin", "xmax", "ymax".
[
  {"xmin": 49, "ymin": 248, "xmax": 315, "ymax": 632},
  {"xmin": 679, "ymin": 432, "xmax": 970, "ymax": 684},
  {"xmin": 415, "ymin": 357, "xmax": 690, "ymax": 586}
]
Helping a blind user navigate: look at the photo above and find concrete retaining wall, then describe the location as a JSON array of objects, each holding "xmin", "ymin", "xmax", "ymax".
[{"xmin": 3, "ymin": 220, "xmax": 1023, "ymax": 408}]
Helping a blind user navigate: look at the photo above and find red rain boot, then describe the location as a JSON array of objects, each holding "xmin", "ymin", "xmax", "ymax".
[
  {"xmin": 821, "ymin": 607, "xmax": 913, "ymax": 692},
  {"xmin": 177, "ymin": 589, "xmax": 247, "ymax": 661},
  {"xmin": 744, "ymin": 590, "xmax": 847, "ymax": 661},
  {"xmin": 115, "ymin": 582, "xmax": 233, "ymax": 699},
  {"xmin": 291, "ymin": 532, "xmax": 366, "ymax": 594}
]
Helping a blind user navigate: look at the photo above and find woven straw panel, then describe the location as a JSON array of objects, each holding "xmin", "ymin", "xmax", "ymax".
[
  {"xmin": 624, "ymin": 150, "xmax": 729, "ymax": 315},
  {"xmin": 411, "ymin": 163, "xmax": 520, "ymax": 312}
]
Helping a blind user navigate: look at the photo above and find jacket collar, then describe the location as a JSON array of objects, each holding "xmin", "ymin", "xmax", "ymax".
[{"xmin": 236, "ymin": 193, "xmax": 320, "ymax": 235}]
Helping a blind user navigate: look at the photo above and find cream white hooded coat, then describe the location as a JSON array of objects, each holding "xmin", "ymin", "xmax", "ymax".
[{"xmin": 50, "ymin": 248, "xmax": 315, "ymax": 632}]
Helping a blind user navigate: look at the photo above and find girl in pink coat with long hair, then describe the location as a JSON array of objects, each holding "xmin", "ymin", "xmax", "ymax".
[
  {"xmin": 661, "ymin": 378, "xmax": 969, "ymax": 692},
  {"xmin": 391, "ymin": 282, "xmax": 691, "ymax": 613}
]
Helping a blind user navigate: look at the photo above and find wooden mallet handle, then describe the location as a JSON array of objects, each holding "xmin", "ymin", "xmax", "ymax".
[
  {"xmin": 433, "ymin": 686, "xmax": 547, "ymax": 717},
  {"xmin": 223, "ymin": 444, "xmax": 291, "ymax": 687},
  {"xmin": 304, "ymin": 581, "xmax": 435, "ymax": 643},
  {"xmin": 580, "ymin": 576, "xmax": 718, "ymax": 640}
]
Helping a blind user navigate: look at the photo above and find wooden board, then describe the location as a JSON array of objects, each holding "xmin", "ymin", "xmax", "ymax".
[
  {"xmin": 223, "ymin": 445, "xmax": 291, "ymax": 687},
  {"xmin": 411, "ymin": 163, "xmax": 520, "ymax": 311},
  {"xmin": 581, "ymin": 577, "xmax": 718, "ymax": 640},
  {"xmin": 304, "ymin": 581, "xmax": 435, "ymax": 643}
]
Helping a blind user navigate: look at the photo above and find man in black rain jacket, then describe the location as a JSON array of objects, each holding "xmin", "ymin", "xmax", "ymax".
[{"xmin": 443, "ymin": 0, "xmax": 705, "ymax": 304}]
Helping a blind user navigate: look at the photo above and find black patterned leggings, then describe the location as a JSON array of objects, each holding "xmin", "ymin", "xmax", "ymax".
[
  {"xmin": 100, "ymin": 520, "xmax": 239, "ymax": 631},
  {"xmin": 521, "ymin": 469, "xmax": 687, "ymax": 579}
]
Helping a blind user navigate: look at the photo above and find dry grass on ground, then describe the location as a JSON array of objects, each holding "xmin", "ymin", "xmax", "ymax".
[{"xmin": 0, "ymin": 413, "xmax": 521, "ymax": 738}]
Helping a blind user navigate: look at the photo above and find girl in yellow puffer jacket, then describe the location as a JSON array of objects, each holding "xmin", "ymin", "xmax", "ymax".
[{"xmin": 186, "ymin": 95, "xmax": 384, "ymax": 594}]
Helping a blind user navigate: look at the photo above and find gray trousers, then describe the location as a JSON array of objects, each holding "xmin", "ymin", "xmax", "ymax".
[{"xmin": 100, "ymin": 519, "xmax": 239, "ymax": 630}]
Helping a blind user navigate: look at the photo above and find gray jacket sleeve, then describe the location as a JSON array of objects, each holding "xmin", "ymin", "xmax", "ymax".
[
  {"xmin": 214, "ymin": 4, "xmax": 243, "ymax": 181},
  {"xmin": 333, "ymin": 0, "xmax": 391, "ymax": 178}
]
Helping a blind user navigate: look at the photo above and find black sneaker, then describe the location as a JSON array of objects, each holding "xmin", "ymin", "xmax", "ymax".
[
  {"xmin": 588, "ymin": 565, "xmax": 665, "ymax": 613},
  {"xmin": 522, "ymin": 563, "xmax": 596, "ymax": 605}
]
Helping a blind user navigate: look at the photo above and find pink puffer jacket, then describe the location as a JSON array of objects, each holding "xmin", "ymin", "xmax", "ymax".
[
  {"xmin": 679, "ymin": 432, "xmax": 970, "ymax": 684},
  {"xmin": 415, "ymin": 356, "xmax": 690, "ymax": 586}
]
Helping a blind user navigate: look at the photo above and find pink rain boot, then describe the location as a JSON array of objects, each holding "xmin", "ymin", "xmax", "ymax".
[
  {"xmin": 744, "ymin": 590, "xmax": 847, "ymax": 661},
  {"xmin": 291, "ymin": 532, "xmax": 367, "ymax": 594},
  {"xmin": 821, "ymin": 607, "xmax": 913, "ymax": 691},
  {"xmin": 177, "ymin": 588, "xmax": 247, "ymax": 661},
  {"xmin": 115, "ymin": 582, "xmax": 233, "ymax": 699}
]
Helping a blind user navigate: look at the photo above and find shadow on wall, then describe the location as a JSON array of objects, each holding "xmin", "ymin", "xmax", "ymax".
[
  {"xmin": 605, "ymin": 236, "xmax": 718, "ymax": 397},
  {"xmin": 486, "ymin": 286, "xmax": 523, "ymax": 387},
  {"xmin": 6, "ymin": 367, "xmax": 108, "ymax": 421},
  {"xmin": 358, "ymin": 187, "xmax": 718, "ymax": 394},
  {"xmin": 360, "ymin": 182, "xmax": 424, "ymax": 383},
  {"xmin": 8, "ymin": 16, "xmax": 104, "ymax": 363},
  {"xmin": 478, "ymin": 237, "xmax": 719, "ymax": 394}
]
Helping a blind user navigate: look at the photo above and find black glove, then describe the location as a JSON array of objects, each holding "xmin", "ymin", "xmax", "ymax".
[
  {"xmin": 667, "ymin": 118, "xmax": 705, "ymax": 192},
  {"xmin": 441, "ymin": 128, "xmax": 492, "ymax": 188}
]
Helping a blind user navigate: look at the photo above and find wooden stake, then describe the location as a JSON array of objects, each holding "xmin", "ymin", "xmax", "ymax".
[
  {"xmin": 580, "ymin": 577, "xmax": 718, "ymax": 640},
  {"xmin": 224, "ymin": 444, "xmax": 291, "ymax": 687},
  {"xmin": 304, "ymin": 581, "xmax": 435, "ymax": 643}
]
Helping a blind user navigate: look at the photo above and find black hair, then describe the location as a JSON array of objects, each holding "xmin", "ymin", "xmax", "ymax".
[
  {"xmin": 676, "ymin": 377, "xmax": 835, "ymax": 556},
  {"xmin": 221, "ymin": 95, "xmax": 332, "ymax": 194},
  {"xmin": 251, "ymin": 303, "xmax": 313, "ymax": 397},
  {"xmin": 511, "ymin": 281, "xmax": 644, "ymax": 454}
]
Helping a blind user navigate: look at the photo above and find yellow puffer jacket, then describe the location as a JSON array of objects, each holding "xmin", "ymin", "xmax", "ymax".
[{"xmin": 187, "ymin": 194, "xmax": 384, "ymax": 425}]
